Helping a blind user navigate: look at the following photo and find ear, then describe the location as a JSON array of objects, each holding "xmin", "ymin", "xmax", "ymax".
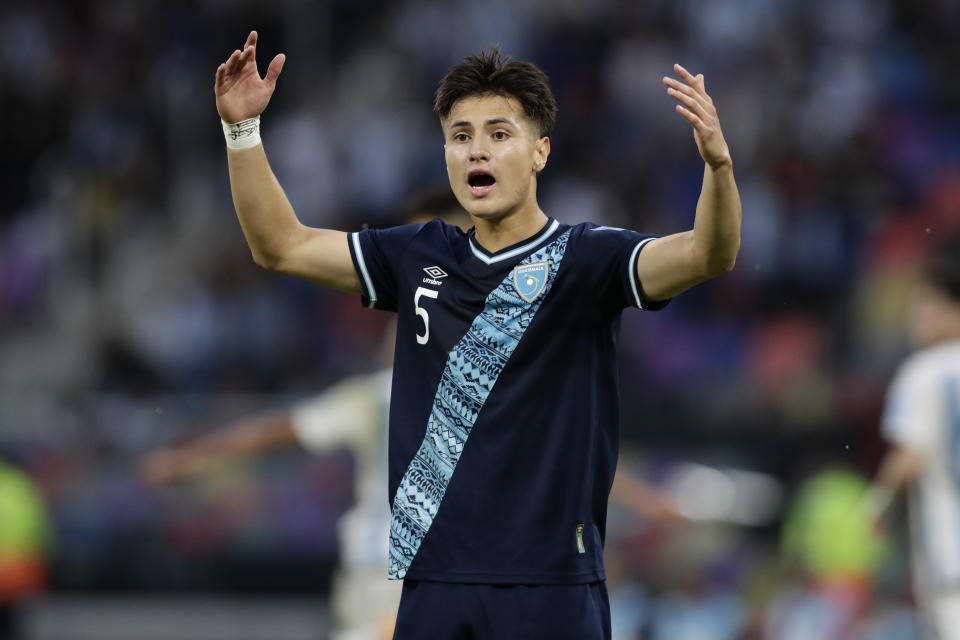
[{"xmin": 533, "ymin": 136, "xmax": 551, "ymax": 173}]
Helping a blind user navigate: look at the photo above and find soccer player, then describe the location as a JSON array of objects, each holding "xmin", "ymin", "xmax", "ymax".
[
  {"xmin": 143, "ymin": 333, "xmax": 398, "ymax": 640},
  {"xmin": 215, "ymin": 30, "xmax": 741, "ymax": 639},
  {"xmin": 867, "ymin": 245, "xmax": 960, "ymax": 639}
]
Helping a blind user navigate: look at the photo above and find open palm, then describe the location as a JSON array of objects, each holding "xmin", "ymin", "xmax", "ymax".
[{"xmin": 215, "ymin": 31, "xmax": 286, "ymax": 124}]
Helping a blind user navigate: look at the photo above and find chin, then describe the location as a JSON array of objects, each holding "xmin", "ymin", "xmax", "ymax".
[
  {"xmin": 465, "ymin": 196, "xmax": 524, "ymax": 222},
  {"xmin": 464, "ymin": 201, "xmax": 504, "ymax": 220}
]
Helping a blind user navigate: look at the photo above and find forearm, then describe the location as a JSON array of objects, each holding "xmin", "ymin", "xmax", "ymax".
[
  {"xmin": 171, "ymin": 414, "xmax": 298, "ymax": 476},
  {"xmin": 140, "ymin": 412, "xmax": 299, "ymax": 484},
  {"xmin": 201, "ymin": 413, "xmax": 296, "ymax": 456},
  {"xmin": 227, "ymin": 144, "xmax": 304, "ymax": 269},
  {"xmin": 631, "ymin": 161, "xmax": 741, "ymax": 300},
  {"xmin": 863, "ymin": 447, "xmax": 924, "ymax": 520},
  {"xmin": 876, "ymin": 447, "xmax": 924, "ymax": 494},
  {"xmin": 692, "ymin": 160, "xmax": 741, "ymax": 276}
]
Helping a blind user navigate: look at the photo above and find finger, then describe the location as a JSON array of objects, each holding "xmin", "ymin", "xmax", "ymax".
[
  {"xmin": 239, "ymin": 45, "xmax": 256, "ymax": 67},
  {"xmin": 225, "ymin": 49, "xmax": 242, "ymax": 73},
  {"xmin": 676, "ymin": 104, "xmax": 705, "ymax": 130},
  {"xmin": 231, "ymin": 47, "xmax": 254, "ymax": 75},
  {"xmin": 667, "ymin": 70, "xmax": 714, "ymax": 110},
  {"xmin": 674, "ymin": 64, "xmax": 710, "ymax": 100},
  {"xmin": 674, "ymin": 63, "xmax": 698, "ymax": 86},
  {"xmin": 663, "ymin": 77, "xmax": 713, "ymax": 113},
  {"xmin": 245, "ymin": 30, "xmax": 257, "ymax": 49},
  {"xmin": 264, "ymin": 53, "xmax": 286, "ymax": 88},
  {"xmin": 667, "ymin": 87, "xmax": 709, "ymax": 121}
]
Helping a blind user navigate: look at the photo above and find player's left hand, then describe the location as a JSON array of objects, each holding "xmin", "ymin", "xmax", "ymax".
[{"xmin": 663, "ymin": 64, "xmax": 731, "ymax": 170}]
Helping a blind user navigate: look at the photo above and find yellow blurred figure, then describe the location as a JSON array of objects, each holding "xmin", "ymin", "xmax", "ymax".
[
  {"xmin": 783, "ymin": 468, "xmax": 888, "ymax": 582},
  {"xmin": 0, "ymin": 460, "xmax": 51, "ymax": 636}
]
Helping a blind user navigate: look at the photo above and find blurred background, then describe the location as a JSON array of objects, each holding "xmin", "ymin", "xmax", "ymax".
[{"xmin": 1, "ymin": 0, "xmax": 958, "ymax": 638}]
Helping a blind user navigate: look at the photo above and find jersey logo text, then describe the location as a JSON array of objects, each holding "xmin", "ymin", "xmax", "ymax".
[{"xmin": 513, "ymin": 262, "xmax": 549, "ymax": 302}]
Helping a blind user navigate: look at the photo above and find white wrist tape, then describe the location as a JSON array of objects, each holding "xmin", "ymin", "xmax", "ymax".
[{"xmin": 222, "ymin": 116, "xmax": 261, "ymax": 150}]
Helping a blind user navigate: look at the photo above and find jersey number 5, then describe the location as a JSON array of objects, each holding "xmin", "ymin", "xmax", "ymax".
[{"xmin": 414, "ymin": 287, "xmax": 439, "ymax": 345}]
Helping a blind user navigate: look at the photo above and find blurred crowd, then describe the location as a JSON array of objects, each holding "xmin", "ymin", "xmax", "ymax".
[{"xmin": 1, "ymin": 0, "xmax": 959, "ymax": 637}]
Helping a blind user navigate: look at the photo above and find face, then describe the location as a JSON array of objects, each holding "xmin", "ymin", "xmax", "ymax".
[
  {"xmin": 907, "ymin": 283, "xmax": 960, "ymax": 348},
  {"xmin": 443, "ymin": 94, "xmax": 550, "ymax": 222}
]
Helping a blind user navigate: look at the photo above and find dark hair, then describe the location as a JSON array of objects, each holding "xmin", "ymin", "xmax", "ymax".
[
  {"xmin": 434, "ymin": 48, "xmax": 557, "ymax": 138},
  {"xmin": 926, "ymin": 240, "xmax": 960, "ymax": 302}
]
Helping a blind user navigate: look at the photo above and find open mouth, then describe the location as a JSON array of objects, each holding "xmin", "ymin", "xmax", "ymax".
[{"xmin": 468, "ymin": 171, "xmax": 496, "ymax": 196}]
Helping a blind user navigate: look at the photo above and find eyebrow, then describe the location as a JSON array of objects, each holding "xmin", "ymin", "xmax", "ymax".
[{"xmin": 448, "ymin": 117, "xmax": 516, "ymax": 130}]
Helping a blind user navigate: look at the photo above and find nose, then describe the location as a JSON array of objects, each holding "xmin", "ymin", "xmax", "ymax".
[{"xmin": 469, "ymin": 138, "xmax": 490, "ymax": 163}]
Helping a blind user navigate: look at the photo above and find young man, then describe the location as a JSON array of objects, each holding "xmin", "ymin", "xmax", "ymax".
[
  {"xmin": 867, "ymin": 247, "xmax": 960, "ymax": 639},
  {"xmin": 215, "ymin": 30, "xmax": 740, "ymax": 639}
]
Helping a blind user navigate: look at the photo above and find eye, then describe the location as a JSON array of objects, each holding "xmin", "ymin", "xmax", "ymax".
[
  {"xmin": 453, "ymin": 132, "xmax": 470, "ymax": 143},
  {"xmin": 492, "ymin": 130, "xmax": 509, "ymax": 140}
]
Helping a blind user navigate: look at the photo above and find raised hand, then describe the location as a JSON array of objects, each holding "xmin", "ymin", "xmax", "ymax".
[
  {"xmin": 663, "ymin": 64, "xmax": 731, "ymax": 170},
  {"xmin": 215, "ymin": 31, "xmax": 286, "ymax": 124}
]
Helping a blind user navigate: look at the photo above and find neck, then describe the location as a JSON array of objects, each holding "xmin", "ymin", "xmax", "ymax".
[{"xmin": 471, "ymin": 200, "xmax": 549, "ymax": 254}]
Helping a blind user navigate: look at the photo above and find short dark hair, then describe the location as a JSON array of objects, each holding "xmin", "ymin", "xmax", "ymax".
[
  {"xmin": 434, "ymin": 48, "xmax": 557, "ymax": 138},
  {"xmin": 926, "ymin": 240, "xmax": 960, "ymax": 302}
]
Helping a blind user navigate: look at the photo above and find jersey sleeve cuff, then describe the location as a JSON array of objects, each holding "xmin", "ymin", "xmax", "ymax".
[
  {"xmin": 628, "ymin": 237, "xmax": 670, "ymax": 311},
  {"xmin": 348, "ymin": 231, "xmax": 379, "ymax": 309}
]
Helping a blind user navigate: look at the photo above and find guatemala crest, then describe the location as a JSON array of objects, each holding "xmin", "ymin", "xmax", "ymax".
[{"xmin": 513, "ymin": 261, "xmax": 549, "ymax": 302}]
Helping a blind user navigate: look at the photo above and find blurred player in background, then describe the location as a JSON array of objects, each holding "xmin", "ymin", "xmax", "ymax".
[
  {"xmin": 867, "ymin": 242, "xmax": 960, "ymax": 639},
  {"xmin": 214, "ymin": 29, "xmax": 739, "ymax": 639},
  {"xmin": 770, "ymin": 466, "xmax": 888, "ymax": 640},
  {"xmin": 0, "ymin": 458, "xmax": 51, "ymax": 639},
  {"xmin": 145, "ymin": 329, "xmax": 398, "ymax": 640}
]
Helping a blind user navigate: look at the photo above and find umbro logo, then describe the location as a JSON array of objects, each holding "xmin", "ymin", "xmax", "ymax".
[
  {"xmin": 423, "ymin": 266, "xmax": 448, "ymax": 279},
  {"xmin": 422, "ymin": 265, "xmax": 448, "ymax": 286}
]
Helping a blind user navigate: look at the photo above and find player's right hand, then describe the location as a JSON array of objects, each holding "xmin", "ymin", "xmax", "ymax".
[{"xmin": 215, "ymin": 31, "xmax": 286, "ymax": 124}]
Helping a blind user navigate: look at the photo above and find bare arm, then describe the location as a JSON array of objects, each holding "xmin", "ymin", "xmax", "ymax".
[
  {"xmin": 877, "ymin": 446, "xmax": 926, "ymax": 492},
  {"xmin": 862, "ymin": 445, "xmax": 926, "ymax": 521},
  {"xmin": 216, "ymin": 31, "xmax": 360, "ymax": 292},
  {"xmin": 610, "ymin": 471, "xmax": 680, "ymax": 525},
  {"xmin": 636, "ymin": 64, "xmax": 742, "ymax": 301},
  {"xmin": 140, "ymin": 412, "xmax": 298, "ymax": 484}
]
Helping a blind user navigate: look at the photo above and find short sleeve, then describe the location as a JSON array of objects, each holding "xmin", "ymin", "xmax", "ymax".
[
  {"xmin": 348, "ymin": 224, "xmax": 422, "ymax": 311},
  {"xmin": 578, "ymin": 224, "xmax": 670, "ymax": 311},
  {"xmin": 882, "ymin": 359, "xmax": 943, "ymax": 454}
]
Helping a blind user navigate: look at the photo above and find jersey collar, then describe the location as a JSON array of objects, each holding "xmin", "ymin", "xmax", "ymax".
[{"xmin": 467, "ymin": 219, "xmax": 560, "ymax": 265}]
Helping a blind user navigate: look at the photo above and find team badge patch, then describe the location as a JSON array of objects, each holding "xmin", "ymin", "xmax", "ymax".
[{"xmin": 513, "ymin": 262, "xmax": 549, "ymax": 302}]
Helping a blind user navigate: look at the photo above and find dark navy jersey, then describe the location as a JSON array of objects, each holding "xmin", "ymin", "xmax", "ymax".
[{"xmin": 347, "ymin": 217, "xmax": 667, "ymax": 584}]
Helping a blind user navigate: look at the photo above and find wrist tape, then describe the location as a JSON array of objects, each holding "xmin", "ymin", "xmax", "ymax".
[{"xmin": 222, "ymin": 116, "xmax": 261, "ymax": 150}]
